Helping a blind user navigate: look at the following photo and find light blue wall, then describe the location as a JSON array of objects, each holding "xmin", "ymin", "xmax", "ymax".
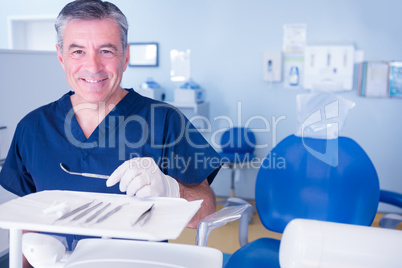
[{"xmin": 1, "ymin": 0, "xmax": 401, "ymax": 210}]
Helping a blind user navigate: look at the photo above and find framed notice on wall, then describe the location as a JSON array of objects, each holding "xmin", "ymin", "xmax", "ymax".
[
  {"xmin": 358, "ymin": 61, "xmax": 389, "ymax": 97},
  {"xmin": 129, "ymin": 42, "xmax": 159, "ymax": 67},
  {"xmin": 359, "ymin": 61, "xmax": 402, "ymax": 98},
  {"xmin": 389, "ymin": 62, "xmax": 402, "ymax": 97}
]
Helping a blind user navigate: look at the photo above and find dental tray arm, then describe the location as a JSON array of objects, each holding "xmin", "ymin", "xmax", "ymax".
[
  {"xmin": 380, "ymin": 190, "xmax": 402, "ymax": 208},
  {"xmin": 196, "ymin": 199, "xmax": 252, "ymax": 247},
  {"xmin": 378, "ymin": 190, "xmax": 402, "ymax": 229}
]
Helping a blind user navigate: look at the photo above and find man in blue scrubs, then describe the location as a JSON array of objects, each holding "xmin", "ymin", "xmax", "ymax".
[{"xmin": 0, "ymin": 0, "xmax": 221, "ymax": 231}]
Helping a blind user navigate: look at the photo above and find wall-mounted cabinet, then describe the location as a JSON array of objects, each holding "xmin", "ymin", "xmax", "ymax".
[{"xmin": 7, "ymin": 15, "xmax": 57, "ymax": 51}]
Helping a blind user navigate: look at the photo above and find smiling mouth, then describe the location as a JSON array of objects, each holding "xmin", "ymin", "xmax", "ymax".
[{"xmin": 82, "ymin": 78, "xmax": 108, "ymax": 83}]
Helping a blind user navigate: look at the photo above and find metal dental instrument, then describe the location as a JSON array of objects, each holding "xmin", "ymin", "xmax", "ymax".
[
  {"xmin": 70, "ymin": 201, "xmax": 103, "ymax": 222},
  {"xmin": 131, "ymin": 203, "xmax": 154, "ymax": 227},
  {"xmin": 84, "ymin": 202, "xmax": 111, "ymax": 223},
  {"xmin": 60, "ymin": 163, "xmax": 110, "ymax": 179},
  {"xmin": 95, "ymin": 203, "xmax": 128, "ymax": 224},
  {"xmin": 53, "ymin": 200, "xmax": 94, "ymax": 222}
]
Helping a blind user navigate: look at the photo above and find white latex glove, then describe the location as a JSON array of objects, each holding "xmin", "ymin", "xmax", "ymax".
[{"xmin": 106, "ymin": 157, "xmax": 180, "ymax": 198}]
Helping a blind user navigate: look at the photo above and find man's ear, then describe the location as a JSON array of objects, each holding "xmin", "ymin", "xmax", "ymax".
[
  {"xmin": 56, "ymin": 45, "xmax": 66, "ymax": 71},
  {"xmin": 123, "ymin": 44, "xmax": 130, "ymax": 71}
]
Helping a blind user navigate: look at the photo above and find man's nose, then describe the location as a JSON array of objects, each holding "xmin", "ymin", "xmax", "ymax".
[{"xmin": 84, "ymin": 53, "xmax": 103, "ymax": 73}]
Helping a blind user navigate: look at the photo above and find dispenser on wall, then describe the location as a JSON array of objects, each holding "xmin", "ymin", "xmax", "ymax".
[{"xmin": 303, "ymin": 45, "xmax": 355, "ymax": 91}]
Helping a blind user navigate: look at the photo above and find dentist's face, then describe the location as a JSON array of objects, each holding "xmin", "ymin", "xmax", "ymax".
[{"xmin": 57, "ymin": 19, "xmax": 129, "ymax": 104}]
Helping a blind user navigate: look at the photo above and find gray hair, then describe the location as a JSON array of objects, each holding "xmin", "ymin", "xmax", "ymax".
[{"xmin": 55, "ymin": 0, "xmax": 129, "ymax": 53}]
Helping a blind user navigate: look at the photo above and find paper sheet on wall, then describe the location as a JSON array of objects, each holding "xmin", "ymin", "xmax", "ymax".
[
  {"xmin": 364, "ymin": 62, "xmax": 389, "ymax": 97},
  {"xmin": 170, "ymin": 49, "xmax": 191, "ymax": 82},
  {"xmin": 283, "ymin": 24, "xmax": 307, "ymax": 54}
]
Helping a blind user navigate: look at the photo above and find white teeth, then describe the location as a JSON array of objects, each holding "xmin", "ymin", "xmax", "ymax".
[{"xmin": 84, "ymin": 79, "xmax": 104, "ymax": 83}]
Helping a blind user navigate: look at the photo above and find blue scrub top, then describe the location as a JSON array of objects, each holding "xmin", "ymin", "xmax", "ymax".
[{"xmin": 0, "ymin": 89, "xmax": 221, "ymax": 197}]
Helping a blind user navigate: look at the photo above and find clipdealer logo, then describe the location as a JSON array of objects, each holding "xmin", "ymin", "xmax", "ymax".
[
  {"xmin": 300, "ymin": 99, "xmax": 339, "ymax": 167},
  {"xmin": 63, "ymin": 101, "xmax": 287, "ymax": 161}
]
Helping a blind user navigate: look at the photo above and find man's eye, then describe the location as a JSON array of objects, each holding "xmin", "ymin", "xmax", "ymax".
[
  {"xmin": 73, "ymin": 50, "xmax": 84, "ymax": 55},
  {"xmin": 101, "ymin": 50, "xmax": 112, "ymax": 54}
]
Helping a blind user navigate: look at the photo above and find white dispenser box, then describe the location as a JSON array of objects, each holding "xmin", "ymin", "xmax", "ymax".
[
  {"xmin": 136, "ymin": 87, "xmax": 165, "ymax": 101},
  {"xmin": 174, "ymin": 88, "xmax": 204, "ymax": 103},
  {"xmin": 174, "ymin": 79, "xmax": 204, "ymax": 103},
  {"xmin": 135, "ymin": 78, "xmax": 165, "ymax": 101},
  {"xmin": 263, "ymin": 51, "xmax": 282, "ymax": 82},
  {"xmin": 304, "ymin": 45, "xmax": 355, "ymax": 91}
]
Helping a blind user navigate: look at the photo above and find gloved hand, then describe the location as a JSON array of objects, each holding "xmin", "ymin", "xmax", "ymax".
[{"xmin": 106, "ymin": 157, "xmax": 180, "ymax": 198}]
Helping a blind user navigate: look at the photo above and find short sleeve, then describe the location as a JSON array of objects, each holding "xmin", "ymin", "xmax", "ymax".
[
  {"xmin": 160, "ymin": 107, "xmax": 221, "ymax": 185},
  {"xmin": 0, "ymin": 123, "xmax": 36, "ymax": 196}
]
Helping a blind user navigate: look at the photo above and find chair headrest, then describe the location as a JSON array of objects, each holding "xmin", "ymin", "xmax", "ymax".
[
  {"xmin": 255, "ymin": 134, "xmax": 380, "ymax": 233},
  {"xmin": 220, "ymin": 127, "xmax": 256, "ymax": 154}
]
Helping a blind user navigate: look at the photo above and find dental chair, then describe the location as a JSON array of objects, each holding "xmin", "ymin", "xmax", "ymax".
[
  {"xmin": 217, "ymin": 127, "xmax": 256, "ymax": 224},
  {"xmin": 223, "ymin": 134, "xmax": 402, "ymax": 268},
  {"xmin": 219, "ymin": 127, "xmax": 256, "ymax": 199}
]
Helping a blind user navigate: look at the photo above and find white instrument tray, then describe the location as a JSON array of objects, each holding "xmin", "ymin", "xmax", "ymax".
[{"xmin": 0, "ymin": 190, "xmax": 202, "ymax": 241}]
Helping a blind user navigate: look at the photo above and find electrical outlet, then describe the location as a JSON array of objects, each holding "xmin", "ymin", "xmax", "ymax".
[{"xmin": 263, "ymin": 51, "xmax": 282, "ymax": 82}]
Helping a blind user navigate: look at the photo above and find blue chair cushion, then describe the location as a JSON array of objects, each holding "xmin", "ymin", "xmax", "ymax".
[
  {"xmin": 224, "ymin": 238, "xmax": 280, "ymax": 268},
  {"xmin": 220, "ymin": 127, "xmax": 256, "ymax": 154},
  {"xmin": 255, "ymin": 135, "xmax": 380, "ymax": 233}
]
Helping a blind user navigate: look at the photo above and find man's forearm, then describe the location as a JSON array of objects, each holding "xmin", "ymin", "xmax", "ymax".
[{"xmin": 179, "ymin": 179, "xmax": 216, "ymax": 228}]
